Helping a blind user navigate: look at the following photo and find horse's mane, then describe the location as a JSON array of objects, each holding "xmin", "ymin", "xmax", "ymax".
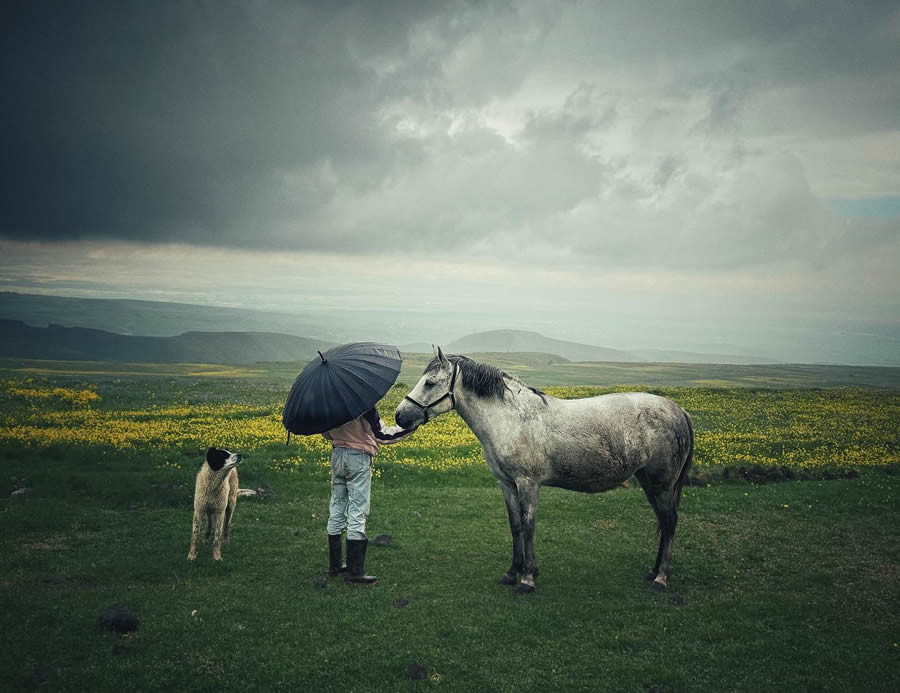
[{"xmin": 424, "ymin": 355, "xmax": 547, "ymax": 402}]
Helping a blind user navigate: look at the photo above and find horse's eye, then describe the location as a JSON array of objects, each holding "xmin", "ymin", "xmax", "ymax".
[{"xmin": 424, "ymin": 380, "xmax": 436, "ymax": 388}]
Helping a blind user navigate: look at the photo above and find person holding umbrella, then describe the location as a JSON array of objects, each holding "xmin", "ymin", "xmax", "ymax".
[
  {"xmin": 322, "ymin": 407, "xmax": 415, "ymax": 584},
  {"xmin": 282, "ymin": 343, "xmax": 417, "ymax": 586}
]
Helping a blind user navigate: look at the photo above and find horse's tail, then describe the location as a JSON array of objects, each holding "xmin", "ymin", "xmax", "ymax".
[{"xmin": 674, "ymin": 409, "xmax": 694, "ymax": 507}]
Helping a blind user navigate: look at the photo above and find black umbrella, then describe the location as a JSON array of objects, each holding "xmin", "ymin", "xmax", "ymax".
[{"xmin": 282, "ymin": 342, "xmax": 402, "ymax": 436}]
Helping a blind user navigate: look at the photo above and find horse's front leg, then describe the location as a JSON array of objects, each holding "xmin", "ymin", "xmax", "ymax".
[
  {"xmin": 515, "ymin": 478, "xmax": 540, "ymax": 594},
  {"xmin": 498, "ymin": 480, "xmax": 523, "ymax": 585}
]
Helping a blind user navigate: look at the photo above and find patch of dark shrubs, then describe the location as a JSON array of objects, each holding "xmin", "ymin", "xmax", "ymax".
[{"xmin": 687, "ymin": 464, "xmax": 860, "ymax": 485}]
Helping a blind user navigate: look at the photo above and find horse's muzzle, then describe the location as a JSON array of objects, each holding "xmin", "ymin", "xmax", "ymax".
[{"xmin": 394, "ymin": 403, "xmax": 418, "ymax": 430}]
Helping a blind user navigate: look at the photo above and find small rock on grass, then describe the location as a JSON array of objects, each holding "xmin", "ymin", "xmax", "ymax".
[
  {"xmin": 373, "ymin": 534, "xmax": 393, "ymax": 547},
  {"xmin": 393, "ymin": 596, "xmax": 409, "ymax": 608},
  {"xmin": 406, "ymin": 662, "xmax": 427, "ymax": 681},
  {"xmin": 99, "ymin": 607, "xmax": 139, "ymax": 633}
]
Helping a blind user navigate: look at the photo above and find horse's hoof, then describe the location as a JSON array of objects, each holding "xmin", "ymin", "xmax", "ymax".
[
  {"xmin": 498, "ymin": 572, "xmax": 517, "ymax": 586},
  {"xmin": 515, "ymin": 582, "xmax": 535, "ymax": 594},
  {"xmin": 650, "ymin": 577, "xmax": 667, "ymax": 591},
  {"xmin": 644, "ymin": 571, "xmax": 657, "ymax": 582}
]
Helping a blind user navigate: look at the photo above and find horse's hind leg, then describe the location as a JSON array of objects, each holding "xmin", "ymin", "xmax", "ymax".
[
  {"xmin": 498, "ymin": 480, "xmax": 524, "ymax": 586},
  {"xmin": 635, "ymin": 470, "xmax": 678, "ymax": 591}
]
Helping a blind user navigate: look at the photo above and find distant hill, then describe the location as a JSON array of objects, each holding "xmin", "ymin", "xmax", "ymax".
[
  {"xmin": 446, "ymin": 330, "xmax": 637, "ymax": 362},
  {"xmin": 443, "ymin": 330, "xmax": 776, "ymax": 365},
  {"xmin": 0, "ymin": 320, "xmax": 335, "ymax": 364},
  {"xmin": 398, "ymin": 343, "xmax": 435, "ymax": 355},
  {"xmin": 631, "ymin": 349, "xmax": 777, "ymax": 365},
  {"xmin": 0, "ymin": 291, "xmax": 338, "ymax": 341},
  {"xmin": 1, "ymin": 292, "xmax": 778, "ymax": 365}
]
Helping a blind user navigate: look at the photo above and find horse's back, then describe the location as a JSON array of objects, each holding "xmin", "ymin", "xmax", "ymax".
[{"xmin": 551, "ymin": 391, "xmax": 685, "ymax": 429}]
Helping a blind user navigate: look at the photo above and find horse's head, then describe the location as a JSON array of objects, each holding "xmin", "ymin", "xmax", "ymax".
[{"xmin": 395, "ymin": 346, "xmax": 458, "ymax": 429}]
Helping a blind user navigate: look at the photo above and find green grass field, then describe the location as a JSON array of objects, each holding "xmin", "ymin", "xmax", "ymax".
[{"xmin": 1, "ymin": 359, "xmax": 898, "ymax": 691}]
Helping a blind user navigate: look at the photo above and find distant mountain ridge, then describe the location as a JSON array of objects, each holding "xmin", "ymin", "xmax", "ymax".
[
  {"xmin": 1, "ymin": 292, "xmax": 776, "ymax": 365},
  {"xmin": 443, "ymin": 330, "xmax": 775, "ymax": 365},
  {"xmin": 0, "ymin": 291, "xmax": 336, "ymax": 340},
  {"xmin": 445, "ymin": 330, "xmax": 637, "ymax": 362},
  {"xmin": 0, "ymin": 320, "xmax": 334, "ymax": 364}
]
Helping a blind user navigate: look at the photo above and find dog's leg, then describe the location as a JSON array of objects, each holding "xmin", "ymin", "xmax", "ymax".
[
  {"xmin": 188, "ymin": 507, "xmax": 202, "ymax": 560},
  {"xmin": 205, "ymin": 510, "xmax": 213, "ymax": 540},
  {"xmin": 223, "ymin": 506, "xmax": 232, "ymax": 543},
  {"xmin": 212, "ymin": 510, "xmax": 226, "ymax": 560},
  {"xmin": 224, "ymin": 470, "xmax": 238, "ymax": 543}
]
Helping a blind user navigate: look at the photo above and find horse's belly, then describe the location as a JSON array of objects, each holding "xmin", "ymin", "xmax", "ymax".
[
  {"xmin": 543, "ymin": 475, "xmax": 625, "ymax": 494},
  {"xmin": 544, "ymin": 451, "xmax": 637, "ymax": 493}
]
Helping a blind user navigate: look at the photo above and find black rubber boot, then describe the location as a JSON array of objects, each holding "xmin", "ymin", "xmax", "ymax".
[
  {"xmin": 344, "ymin": 538, "xmax": 377, "ymax": 585},
  {"xmin": 328, "ymin": 534, "xmax": 347, "ymax": 576}
]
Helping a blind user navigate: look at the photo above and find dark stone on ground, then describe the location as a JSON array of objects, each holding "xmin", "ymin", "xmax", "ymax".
[
  {"xmin": 406, "ymin": 662, "xmax": 427, "ymax": 681},
  {"xmin": 98, "ymin": 607, "xmax": 139, "ymax": 633},
  {"xmin": 373, "ymin": 534, "xmax": 393, "ymax": 547},
  {"xmin": 254, "ymin": 485, "xmax": 275, "ymax": 499},
  {"xmin": 393, "ymin": 597, "xmax": 409, "ymax": 608}
]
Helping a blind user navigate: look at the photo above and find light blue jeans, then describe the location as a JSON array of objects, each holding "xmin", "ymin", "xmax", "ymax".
[{"xmin": 327, "ymin": 447, "xmax": 372, "ymax": 540}]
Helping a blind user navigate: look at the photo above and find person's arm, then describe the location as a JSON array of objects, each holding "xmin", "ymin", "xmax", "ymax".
[{"xmin": 363, "ymin": 408, "xmax": 417, "ymax": 445}]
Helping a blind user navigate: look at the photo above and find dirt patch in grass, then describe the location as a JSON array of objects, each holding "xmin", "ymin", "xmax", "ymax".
[{"xmin": 21, "ymin": 534, "xmax": 68, "ymax": 551}]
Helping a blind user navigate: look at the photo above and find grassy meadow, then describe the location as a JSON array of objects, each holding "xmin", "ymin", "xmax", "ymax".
[{"xmin": 1, "ymin": 358, "xmax": 898, "ymax": 691}]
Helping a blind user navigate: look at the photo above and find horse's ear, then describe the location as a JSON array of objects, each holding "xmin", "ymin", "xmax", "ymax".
[
  {"xmin": 432, "ymin": 344, "xmax": 436, "ymax": 357},
  {"xmin": 437, "ymin": 346, "xmax": 448, "ymax": 366}
]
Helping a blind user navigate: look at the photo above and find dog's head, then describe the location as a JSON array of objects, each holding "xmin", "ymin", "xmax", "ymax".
[{"xmin": 205, "ymin": 447, "xmax": 242, "ymax": 473}]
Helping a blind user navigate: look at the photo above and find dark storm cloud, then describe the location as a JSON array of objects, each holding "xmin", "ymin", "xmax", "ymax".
[
  {"xmin": 2, "ymin": 0, "xmax": 438, "ymax": 245},
  {"xmin": 1, "ymin": 0, "xmax": 898, "ymax": 268}
]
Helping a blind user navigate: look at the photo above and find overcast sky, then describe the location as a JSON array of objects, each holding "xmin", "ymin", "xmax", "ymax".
[{"xmin": 1, "ymin": 1, "xmax": 899, "ymax": 363}]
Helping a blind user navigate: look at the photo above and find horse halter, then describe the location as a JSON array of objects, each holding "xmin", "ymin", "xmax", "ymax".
[{"xmin": 403, "ymin": 362, "xmax": 458, "ymax": 423}]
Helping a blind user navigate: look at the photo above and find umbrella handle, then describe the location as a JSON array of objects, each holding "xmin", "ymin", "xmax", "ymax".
[{"xmin": 317, "ymin": 351, "xmax": 327, "ymax": 364}]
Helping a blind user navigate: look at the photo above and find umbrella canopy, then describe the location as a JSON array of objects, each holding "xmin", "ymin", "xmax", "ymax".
[{"xmin": 282, "ymin": 342, "xmax": 402, "ymax": 435}]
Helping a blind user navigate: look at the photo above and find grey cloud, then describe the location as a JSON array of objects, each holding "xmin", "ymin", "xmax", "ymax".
[
  {"xmin": 1, "ymin": 0, "xmax": 898, "ymax": 271},
  {"xmin": 522, "ymin": 84, "xmax": 618, "ymax": 143}
]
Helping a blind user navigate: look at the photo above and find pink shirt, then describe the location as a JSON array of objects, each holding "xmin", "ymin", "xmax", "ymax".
[{"xmin": 323, "ymin": 409, "xmax": 414, "ymax": 457}]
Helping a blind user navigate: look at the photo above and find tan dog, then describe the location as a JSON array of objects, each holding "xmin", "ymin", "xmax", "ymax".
[{"xmin": 188, "ymin": 447, "xmax": 242, "ymax": 561}]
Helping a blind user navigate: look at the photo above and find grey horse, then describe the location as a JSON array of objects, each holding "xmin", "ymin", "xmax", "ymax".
[{"xmin": 395, "ymin": 348, "xmax": 694, "ymax": 593}]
